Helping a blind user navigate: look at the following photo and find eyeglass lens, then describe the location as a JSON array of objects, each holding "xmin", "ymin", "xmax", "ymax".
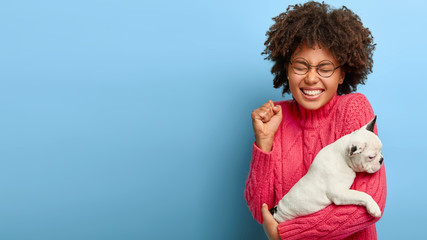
[{"xmin": 292, "ymin": 58, "xmax": 336, "ymax": 77}]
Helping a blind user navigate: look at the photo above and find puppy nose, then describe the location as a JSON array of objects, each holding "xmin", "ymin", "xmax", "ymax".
[{"xmin": 379, "ymin": 157, "xmax": 384, "ymax": 165}]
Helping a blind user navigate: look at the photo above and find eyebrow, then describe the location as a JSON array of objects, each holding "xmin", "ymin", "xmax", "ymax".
[
  {"xmin": 293, "ymin": 58, "xmax": 334, "ymax": 66},
  {"xmin": 318, "ymin": 61, "xmax": 333, "ymax": 66},
  {"xmin": 294, "ymin": 59, "xmax": 308, "ymax": 64}
]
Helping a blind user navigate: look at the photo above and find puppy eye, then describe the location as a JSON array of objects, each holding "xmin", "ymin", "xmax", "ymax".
[{"xmin": 369, "ymin": 155, "xmax": 376, "ymax": 160}]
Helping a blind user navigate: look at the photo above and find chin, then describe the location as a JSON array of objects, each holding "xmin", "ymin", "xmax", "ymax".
[
  {"xmin": 293, "ymin": 93, "xmax": 328, "ymax": 110},
  {"xmin": 367, "ymin": 166, "xmax": 381, "ymax": 174},
  {"xmin": 296, "ymin": 99, "xmax": 325, "ymax": 110}
]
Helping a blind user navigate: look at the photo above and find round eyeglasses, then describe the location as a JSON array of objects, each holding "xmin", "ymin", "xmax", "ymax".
[{"xmin": 290, "ymin": 57, "xmax": 341, "ymax": 78}]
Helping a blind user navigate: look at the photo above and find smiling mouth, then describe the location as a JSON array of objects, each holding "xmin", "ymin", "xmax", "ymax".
[{"xmin": 301, "ymin": 89, "xmax": 324, "ymax": 96}]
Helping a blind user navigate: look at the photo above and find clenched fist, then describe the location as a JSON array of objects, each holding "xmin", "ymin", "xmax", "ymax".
[{"xmin": 251, "ymin": 100, "xmax": 282, "ymax": 152}]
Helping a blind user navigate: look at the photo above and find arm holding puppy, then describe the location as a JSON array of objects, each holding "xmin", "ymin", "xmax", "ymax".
[{"xmin": 276, "ymin": 96, "xmax": 387, "ymax": 240}]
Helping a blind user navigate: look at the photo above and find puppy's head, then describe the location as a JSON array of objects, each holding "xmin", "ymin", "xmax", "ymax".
[{"xmin": 347, "ymin": 116, "xmax": 384, "ymax": 173}]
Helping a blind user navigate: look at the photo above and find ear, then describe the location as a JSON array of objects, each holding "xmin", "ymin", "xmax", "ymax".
[
  {"xmin": 348, "ymin": 142, "xmax": 366, "ymax": 157},
  {"xmin": 339, "ymin": 70, "xmax": 345, "ymax": 84},
  {"xmin": 365, "ymin": 116, "xmax": 377, "ymax": 133}
]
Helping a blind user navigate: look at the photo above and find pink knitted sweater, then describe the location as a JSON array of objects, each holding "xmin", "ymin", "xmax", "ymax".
[{"xmin": 245, "ymin": 93, "xmax": 387, "ymax": 240}]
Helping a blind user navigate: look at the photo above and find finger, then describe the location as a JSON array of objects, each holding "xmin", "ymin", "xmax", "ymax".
[
  {"xmin": 267, "ymin": 100, "xmax": 276, "ymax": 114},
  {"xmin": 260, "ymin": 109, "xmax": 274, "ymax": 123},
  {"xmin": 263, "ymin": 101, "xmax": 276, "ymax": 118},
  {"xmin": 261, "ymin": 203, "xmax": 268, "ymax": 216},
  {"xmin": 252, "ymin": 101, "xmax": 276, "ymax": 122},
  {"xmin": 272, "ymin": 105, "xmax": 281, "ymax": 114},
  {"xmin": 262, "ymin": 203, "xmax": 279, "ymax": 240},
  {"xmin": 252, "ymin": 108, "xmax": 265, "ymax": 121},
  {"xmin": 261, "ymin": 203, "xmax": 273, "ymax": 221},
  {"xmin": 257, "ymin": 107, "xmax": 273, "ymax": 123}
]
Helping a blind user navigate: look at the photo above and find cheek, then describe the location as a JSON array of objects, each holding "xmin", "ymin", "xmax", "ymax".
[
  {"xmin": 288, "ymin": 77, "xmax": 296, "ymax": 89},
  {"xmin": 288, "ymin": 74, "xmax": 305, "ymax": 87},
  {"xmin": 325, "ymin": 78, "xmax": 340, "ymax": 91},
  {"xmin": 287, "ymin": 76, "xmax": 300, "ymax": 93},
  {"xmin": 287, "ymin": 66, "xmax": 301, "ymax": 87}
]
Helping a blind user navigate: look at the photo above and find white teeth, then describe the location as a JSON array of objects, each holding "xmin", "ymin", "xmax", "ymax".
[{"xmin": 302, "ymin": 89, "xmax": 323, "ymax": 96}]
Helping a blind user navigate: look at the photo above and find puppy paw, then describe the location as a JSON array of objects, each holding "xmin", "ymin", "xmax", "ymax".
[{"xmin": 366, "ymin": 202, "xmax": 381, "ymax": 217}]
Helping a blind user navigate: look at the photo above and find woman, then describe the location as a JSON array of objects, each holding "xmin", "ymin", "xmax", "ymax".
[{"xmin": 244, "ymin": 2, "xmax": 387, "ymax": 239}]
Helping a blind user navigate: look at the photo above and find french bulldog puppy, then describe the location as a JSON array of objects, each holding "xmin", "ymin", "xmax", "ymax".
[{"xmin": 271, "ymin": 116, "xmax": 384, "ymax": 223}]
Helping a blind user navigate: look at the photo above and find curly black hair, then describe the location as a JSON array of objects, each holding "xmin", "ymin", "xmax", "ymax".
[{"xmin": 262, "ymin": 1, "xmax": 375, "ymax": 95}]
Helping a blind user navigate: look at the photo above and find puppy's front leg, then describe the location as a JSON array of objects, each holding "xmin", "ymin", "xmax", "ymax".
[{"xmin": 327, "ymin": 189, "xmax": 381, "ymax": 217}]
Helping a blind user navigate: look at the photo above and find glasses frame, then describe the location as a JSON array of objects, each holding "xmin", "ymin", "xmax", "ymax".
[{"xmin": 290, "ymin": 57, "xmax": 341, "ymax": 78}]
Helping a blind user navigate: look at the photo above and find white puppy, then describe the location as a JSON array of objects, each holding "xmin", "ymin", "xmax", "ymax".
[{"xmin": 271, "ymin": 116, "xmax": 383, "ymax": 223}]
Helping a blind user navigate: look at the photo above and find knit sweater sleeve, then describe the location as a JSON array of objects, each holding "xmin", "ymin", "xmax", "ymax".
[
  {"xmin": 277, "ymin": 94, "xmax": 387, "ymax": 240},
  {"xmin": 244, "ymin": 112, "xmax": 283, "ymax": 224}
]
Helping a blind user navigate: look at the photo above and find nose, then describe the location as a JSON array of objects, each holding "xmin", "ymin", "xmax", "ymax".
[
  {"xmin": 304, "ymin": 67, "xmax": 320, "ymax": 85},
  {"xmin": 379, "ymin": 157, "xmax": 384, "ymax": 165}
]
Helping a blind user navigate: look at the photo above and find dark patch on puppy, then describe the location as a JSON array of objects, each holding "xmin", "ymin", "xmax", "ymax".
[
  {"xmin": 350, "ymin": 145, "xmax": 358, "ymax": 156},
  {"xmin": 269, "ymin": 206, "xmax": 277, "ymax": 215}
]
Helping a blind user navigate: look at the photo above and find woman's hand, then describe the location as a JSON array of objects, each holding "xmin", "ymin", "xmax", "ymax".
[
  {"xmin": 262, "ymin": 203, "xmax": 280, "ymax": 240},
  {"xmin": 251, "ymin": 100, "xmax": 282, "ymax": 152}
]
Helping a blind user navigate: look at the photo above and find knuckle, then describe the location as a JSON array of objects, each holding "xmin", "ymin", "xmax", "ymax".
[{"xmin": 251, "ymin": 110, "xmax": 257, "ymax": 117}]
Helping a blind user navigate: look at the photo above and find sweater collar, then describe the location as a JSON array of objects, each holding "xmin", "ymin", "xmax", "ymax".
[{"xmin": 294, "ymin": 93, "xmax": 339, "ymax": 128}]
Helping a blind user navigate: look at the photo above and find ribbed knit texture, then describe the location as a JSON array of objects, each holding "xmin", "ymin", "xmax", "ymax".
[{"xmin": 244, "ymin": 93, "xmax": 387, "ymax": 240}]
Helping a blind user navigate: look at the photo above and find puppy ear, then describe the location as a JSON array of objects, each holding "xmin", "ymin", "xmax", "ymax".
[
  {"xmin": 365, "ymin": 116, "xmax": 377, "ymax": 133},
  {"xmin": 349, "ymin": 142, "xmax": 366, "ymax": 157}
]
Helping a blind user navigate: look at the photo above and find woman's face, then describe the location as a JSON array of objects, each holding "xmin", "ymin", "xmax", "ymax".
[{"xmin": 287, "ymin": 43, "xmax": 345, "ymax": 110}]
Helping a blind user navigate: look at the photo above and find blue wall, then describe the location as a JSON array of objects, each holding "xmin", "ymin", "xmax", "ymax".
[{"xmin": 0, "ymin": 0, "xmax": 425, "ymax": 239}]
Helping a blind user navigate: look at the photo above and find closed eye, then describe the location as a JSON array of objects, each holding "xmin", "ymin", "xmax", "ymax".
[{"xmin": 369, "ymin": 155, "xmax": 376, "ymax": 160}]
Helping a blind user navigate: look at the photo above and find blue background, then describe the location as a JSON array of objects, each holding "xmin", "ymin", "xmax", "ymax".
[{"xmin": 0, "ymin": 0, "xmax": 425, "ymax": 239}]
